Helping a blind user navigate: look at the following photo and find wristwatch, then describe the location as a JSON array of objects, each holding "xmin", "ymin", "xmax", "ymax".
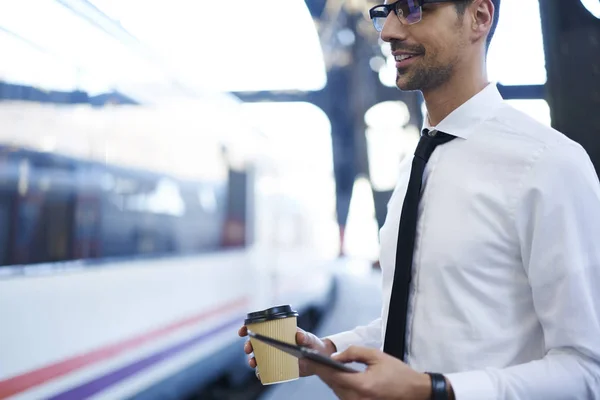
[{"xmin": 425, "ymin": 372, "xmax": 450, "ymax": 400}]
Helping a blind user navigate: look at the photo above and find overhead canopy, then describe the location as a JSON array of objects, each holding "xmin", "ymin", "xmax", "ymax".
[{"xmin": 0, "ymin": 0, "xmax": 327, "ymax": 102}]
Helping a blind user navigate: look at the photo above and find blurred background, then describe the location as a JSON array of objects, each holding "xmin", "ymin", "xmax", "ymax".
[{"xmin": 0, "ymin": 0, "xmax": 598, "ymax": 399}]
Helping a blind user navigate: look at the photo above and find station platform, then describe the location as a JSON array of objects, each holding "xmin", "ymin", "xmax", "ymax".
[{"xmin": 258, "ymin": 260, "xmax": 382, "ymax": 400}]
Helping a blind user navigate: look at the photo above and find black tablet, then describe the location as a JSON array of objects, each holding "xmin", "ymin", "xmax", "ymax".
[{"xmin": 247, "ymin": 330, "xmax": 360, "ymax": 373}]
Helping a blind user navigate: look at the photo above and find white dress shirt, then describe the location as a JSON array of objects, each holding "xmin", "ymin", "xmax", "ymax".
[{"xmin": 327, "ymin": 83, "xmax": 600, "ymax": 399}]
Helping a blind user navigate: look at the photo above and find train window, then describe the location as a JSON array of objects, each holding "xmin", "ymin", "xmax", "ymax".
[
  {"xmin": 0, "ymin": 94, "xmax": 253, "ymax": 268},
  {"xmin": 198, "ymin": 186, "xmax": 217, "ymax": 213},
  {"xmin": 101, "ymin": 172, "xmax": 174, "ymax": 257},
  {"xmin": 144, "ymin": 179, "xmax": 186, "ymax": 217},
  {"xmin": 0, "ymin": 150, "xmax": 228, "ymax": 267},
  {"xmin": 2, "ymin": 151, "xmax": 78, "ymax": 266}
]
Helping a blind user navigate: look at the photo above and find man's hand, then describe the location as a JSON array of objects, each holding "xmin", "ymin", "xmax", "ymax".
[
  {"xmin": 238, "ymin": 325, "xmax": 337, "ymax": 378},
  {"xmin": 309, "ymin": 345, "xmax": 436, "ymax": 400}
]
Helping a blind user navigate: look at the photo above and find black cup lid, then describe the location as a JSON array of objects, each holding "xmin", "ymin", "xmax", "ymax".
[{"xmin": 245, "ymin": 305, "xmax": 299, "ymax": 325}]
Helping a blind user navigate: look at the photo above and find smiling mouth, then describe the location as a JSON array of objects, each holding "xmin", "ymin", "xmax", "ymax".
[{"xmin": 394, "ymin": 54, "xmax": 420, "ymax": 62}]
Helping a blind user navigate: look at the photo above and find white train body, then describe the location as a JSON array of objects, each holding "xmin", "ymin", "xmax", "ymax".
[{"xmin": 0, "ymin": 94, "xmax": 337, "ymax": 400}]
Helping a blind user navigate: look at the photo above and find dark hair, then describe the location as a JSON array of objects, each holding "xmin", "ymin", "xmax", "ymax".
[{"xmin": 454, "ymin": 0, "xmax": 500, "ymax": 50}]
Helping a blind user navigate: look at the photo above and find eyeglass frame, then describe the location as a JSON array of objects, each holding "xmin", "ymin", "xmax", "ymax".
[{"xmin": 368, "ymin": 0, "xmax": 459, "ymax": 31}]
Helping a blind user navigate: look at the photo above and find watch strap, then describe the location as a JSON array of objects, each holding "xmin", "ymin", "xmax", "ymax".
[{"xmin": 425, "ymin": 372, "xmax": 449, "ymax": 400}]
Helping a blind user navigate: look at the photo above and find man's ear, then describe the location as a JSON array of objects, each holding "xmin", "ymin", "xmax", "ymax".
[{"xmin": 470, "ymin": 0, "xmax": 494, "ymax": 45}]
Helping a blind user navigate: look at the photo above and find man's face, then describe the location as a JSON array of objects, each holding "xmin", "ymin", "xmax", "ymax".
[{"xmin": 380, "ymin": 1, "xmax": 470, "ymax": 92}]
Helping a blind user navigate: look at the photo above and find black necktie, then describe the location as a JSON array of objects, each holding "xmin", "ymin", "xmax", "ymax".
[{"xmin": 383, "ymin": 128, "xmax": 456, "ymax": 361}]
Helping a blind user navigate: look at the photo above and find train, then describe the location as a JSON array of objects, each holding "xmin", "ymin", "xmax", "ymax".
[{"xmin": 0, "ymin": 93, "xmax": 339, "ymax": 400}]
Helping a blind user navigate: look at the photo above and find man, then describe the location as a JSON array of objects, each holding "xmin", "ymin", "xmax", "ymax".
[{"xmin": 239, "ymin": 0, "xmax": 600, "ymax": 398}]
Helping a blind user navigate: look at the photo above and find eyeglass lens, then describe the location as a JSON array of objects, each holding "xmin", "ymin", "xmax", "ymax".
[{"xmin": 371, "ymin": 1, "xmax": 423, "ymax": 31}]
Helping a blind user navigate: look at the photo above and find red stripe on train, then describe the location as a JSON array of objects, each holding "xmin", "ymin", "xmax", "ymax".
[{"xmin": 0, "ymin": 296, "xmax": 249, "ymax": 399}]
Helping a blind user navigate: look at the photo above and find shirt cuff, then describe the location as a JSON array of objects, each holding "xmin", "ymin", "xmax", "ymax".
[
  {"xmin": 445, "ymin": 370, "xmax": 496, "ymax": 400},
  {"xmin": 323, "ymin": 330, "xmax": 365, "ymax": 354}
]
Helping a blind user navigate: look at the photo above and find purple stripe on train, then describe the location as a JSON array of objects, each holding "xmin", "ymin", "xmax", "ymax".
[{"xmin": 48, "ymin": 317, "xmax": 243, "ymax": 400}]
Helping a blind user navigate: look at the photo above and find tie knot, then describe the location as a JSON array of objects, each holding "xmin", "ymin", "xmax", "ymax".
[
  {"xmin": 415, "ymin": 129, "xmax": 455, "ymax": 162},
  {"xmin": 421, "ymin": 128, "xmax": 454, "ymax": 139}
]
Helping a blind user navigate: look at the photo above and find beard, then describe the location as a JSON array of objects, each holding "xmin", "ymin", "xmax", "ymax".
[{"xmin": 396, "ymin": 59, "xmax": 454, "ymax": 92}]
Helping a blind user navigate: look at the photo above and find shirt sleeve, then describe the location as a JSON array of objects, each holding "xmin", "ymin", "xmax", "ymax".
[
  {"xmin": 324, "ymin": 318, "xmax": 382, "ymax": 353},
  {"xmin": 446, "ymin": 142, "xmax": 600, "ymax": 399}
]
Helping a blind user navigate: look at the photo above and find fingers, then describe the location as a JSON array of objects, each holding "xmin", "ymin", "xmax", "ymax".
[
  {"xmin": 332, "ymin": 346, "xmax": 378, "ymax": 364},
  {"xmin": 238, "ymin": 325, "xmax": 248, "ymax": 337},
  {"xmin": 244, "ymin": 341, "xmax": 256, "ymax": 368},
  {"xmin": 296, "ymin": 330, "xmax": 309, "ymax": 346},
  {"xmin": 296, "ymin": 327, "xmax": 316, "ymax": 347},
  {"xmin": 239, "ymin": 326, "xmax": 257, "ymax": 368},
  {"xmin": 244, "ymin": 340, "xmax": 253, "ymax": 354},
  {"xmin": 243, "ymin": 336, "xmax": 256, "ymax": 367},
  {"xmin": 306, "ymin": 360, "xmax": 339, "ymax": 383},
  {"xmin": 248, "ymin": 356, "xmax": 257, "ymax": 369}
]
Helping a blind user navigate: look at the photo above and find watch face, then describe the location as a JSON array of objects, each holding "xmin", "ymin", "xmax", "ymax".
[{"xmin": 581, "ymin": 0, "xmax": 600, "ymax": 18}]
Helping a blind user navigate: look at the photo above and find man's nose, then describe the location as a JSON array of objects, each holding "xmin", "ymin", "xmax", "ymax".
[{"xmin": 380, "ymin": 13, "xmax": 409, "ymax": 43}]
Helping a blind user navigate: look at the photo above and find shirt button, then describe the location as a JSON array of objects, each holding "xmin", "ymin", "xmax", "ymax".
[{"xmin": 428, "ymin": 129, "xmax": 438, "ymax": 137}]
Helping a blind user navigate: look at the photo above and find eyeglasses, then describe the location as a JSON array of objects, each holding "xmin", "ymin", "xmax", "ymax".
[{"xmin": 369, "ymin": 0, "xmax": 458, "ymax": 32}]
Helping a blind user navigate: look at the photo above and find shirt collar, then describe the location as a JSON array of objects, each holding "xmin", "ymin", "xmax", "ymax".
[{"xmin": 421, "ymin": 82, "xmax": 504, "ymax": 140}]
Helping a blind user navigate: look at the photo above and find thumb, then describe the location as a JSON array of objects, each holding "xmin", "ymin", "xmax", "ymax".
[
  {"xmin": 332, "ymin": 346, "xmax": 379, "ymax": 365},
  {"xmin": 296, "ymin": 328, "xmax": 317, "ymax": 347}
]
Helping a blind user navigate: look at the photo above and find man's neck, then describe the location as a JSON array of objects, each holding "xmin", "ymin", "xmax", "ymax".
[{"xmin": 422, "ymin": 64, "xmax": 489, "ymax": 127}]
